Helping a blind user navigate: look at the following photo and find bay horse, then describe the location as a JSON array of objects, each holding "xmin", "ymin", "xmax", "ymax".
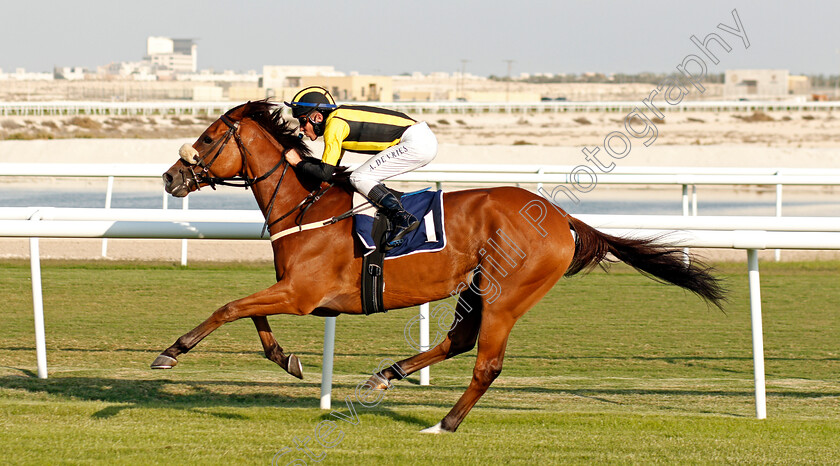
[{"xmin": 157, "ymin": 100, "xmax": 725, "ymax": 433}]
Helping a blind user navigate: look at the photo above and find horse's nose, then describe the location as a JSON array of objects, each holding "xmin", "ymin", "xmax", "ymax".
[{"xmin": 162, "ymin": 173, "xmax": 175, "ymax": 193}]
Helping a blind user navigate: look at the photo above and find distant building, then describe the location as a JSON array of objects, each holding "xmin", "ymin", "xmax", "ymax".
[
  {"xmin": 53, "ymin": 66, "xmax": 89, "ymax": 80},
  {"xmin": 724, "ymin": 69, "xmax": 789, "ymax": 99},
  {"xmin": 146, "ymin": 37, "xmax": 197, "ymax": 73},
  {"xmin": 96, "ymin": 61, "xmax": 157, "ymax": 80},
  {"xmin": 92, "ymin": 37, "xmax": 198, "ymax": 79},
  {"xmin": 177, "ymin": 69, "xmax": 260, "ymax": 83},
  {"xmin": 261, "ymin": 69, "xmax": 394, "ymax": 102},
  {"xmin": 192, "ymin": 85, "xmax": 224, "ymax": 101},
  {"xmin": 261, "ymin": 65, "xmax": 344, "ymax": 94},
  {"xmin": 300, "ymin": 75, "xmax": 393, "ymax": 102},
  {"xmin": 262, "ymin": 65, "xmax": 396, "ymax": 102},
  {"xmin": 787, "ymin": 75, "xmax": 811, "ymax": 95},
  {"xmin": 0, "ymin": 68, "xmax": 53, "ymax": 81}
]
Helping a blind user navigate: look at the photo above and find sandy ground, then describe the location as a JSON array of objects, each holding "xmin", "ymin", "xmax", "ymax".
[
  {"xmin": 5, "ymin": 109, "xmax": 840, "ymax": 149},
  {"xmin": 1, "ymin": 111, "xmax": 839, "ymax": 263}
]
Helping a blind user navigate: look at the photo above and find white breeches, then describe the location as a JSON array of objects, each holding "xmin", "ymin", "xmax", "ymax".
[{"xmin": 349, "ymin": 122, "xmax": 438, "ymax": 195}]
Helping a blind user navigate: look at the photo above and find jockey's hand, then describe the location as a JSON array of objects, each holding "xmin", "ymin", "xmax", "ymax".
[
  {"xmin": 285, "ymin": 148, "xmax": 303, "ymax": 166},
  {"xmin": 332, "ymin": 166, "xmax": 352, "ymax": 182}
]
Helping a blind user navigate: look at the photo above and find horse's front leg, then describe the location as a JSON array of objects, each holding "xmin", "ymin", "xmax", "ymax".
[
  {"xmin": 150, "ymin": 282, "xmax": 309, "ymax": 378},
  {"xmin": 251, "ymin": 316, "xmax": 303, "ymax": 379}
]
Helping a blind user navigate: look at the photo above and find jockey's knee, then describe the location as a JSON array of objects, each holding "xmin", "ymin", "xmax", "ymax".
[
  {"xmin": 349, "ymin": 172, "xmax": 378, "ymax": 195},
  {"xmin": 417, "ymin": 149, "xmax": 436, "ymax": 166},
  {"xmin": 411, "ymin": 123, "xmax": 438, "ymax": 165}
]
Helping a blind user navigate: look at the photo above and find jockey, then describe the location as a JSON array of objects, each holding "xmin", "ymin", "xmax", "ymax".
[{"xmin": 284, "ymin": 86, "xmax": 438, "ymax": 248}]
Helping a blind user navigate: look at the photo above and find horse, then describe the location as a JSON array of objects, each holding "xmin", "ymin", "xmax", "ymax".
[{"xmin": 157, "ymin": 100, "xmax": 725, "ymax": 433}]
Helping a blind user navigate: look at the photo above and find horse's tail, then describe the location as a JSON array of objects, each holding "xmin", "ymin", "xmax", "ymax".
[{"xmin": 565, "ymin": 215, "xmax": 726, "ymax": 309}]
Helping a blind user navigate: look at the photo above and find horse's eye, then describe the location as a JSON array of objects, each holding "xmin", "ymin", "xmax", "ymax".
[{"xmin": 203, "ymin": 136, "xmax": 213, "ymax": 144}]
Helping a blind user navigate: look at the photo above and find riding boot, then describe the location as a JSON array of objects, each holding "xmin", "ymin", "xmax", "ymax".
[{"xmin": 367, "ymin": 184, "xmax": 420, "ymax": 248}]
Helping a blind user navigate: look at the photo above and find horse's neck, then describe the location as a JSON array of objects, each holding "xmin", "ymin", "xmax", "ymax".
[
  {"xmin": 246, "ymin": 124, "xmax": 351, "ymax": 232},
  {"xmin": 245, "ymin": 126, "xmax": 309, "ymax": 217}
]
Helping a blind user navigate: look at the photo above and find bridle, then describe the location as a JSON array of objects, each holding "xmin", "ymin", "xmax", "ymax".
[
  {"xmin": 183, "ymin": 113, "xmax": 334, "ymax": 238},
  {"xmin": 185, "ymin": 114, "xmax": 286, "ymax": 190}
]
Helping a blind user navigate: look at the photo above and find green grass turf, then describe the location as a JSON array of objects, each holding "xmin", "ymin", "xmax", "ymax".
[{"xmin": 0, "ymin": 259, "xmax": 838, "ymax": 464}]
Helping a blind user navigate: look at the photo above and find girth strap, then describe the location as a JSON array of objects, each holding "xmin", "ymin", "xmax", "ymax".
[{"xmin": 361, "ymin": 212, "xmax": 390, "ymax": 315}]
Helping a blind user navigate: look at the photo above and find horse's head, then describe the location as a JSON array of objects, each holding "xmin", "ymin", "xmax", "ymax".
[
  {"xmin": 162, "ymin": 111, "xmax": 247, "ymax": 197},
  {"xmin": 162, "ymin": 100, "xmax": 310, "ymax": 197}
]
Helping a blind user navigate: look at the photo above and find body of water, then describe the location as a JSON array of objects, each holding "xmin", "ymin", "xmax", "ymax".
[{"xmin": 2, "ymin": 188, "xmax": 837, "ymax": 217}]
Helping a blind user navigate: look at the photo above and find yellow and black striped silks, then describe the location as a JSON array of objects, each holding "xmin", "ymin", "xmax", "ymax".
[{"xmin": 321, "ymin": 106, "xmax": 416, "ymax": 165}]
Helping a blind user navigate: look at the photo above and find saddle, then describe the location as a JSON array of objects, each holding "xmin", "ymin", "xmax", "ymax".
[{"xmin": 356, "ymin": 189, "xmax": 447, "ymax": 315}]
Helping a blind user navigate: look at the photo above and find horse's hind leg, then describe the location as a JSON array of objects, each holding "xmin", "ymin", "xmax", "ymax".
[
  {"xmin": 422, "ymin": 264, "xmax": 567, "ymax": 433},
  {"xmin": 368, "ymin": 279, "xmax": 484, "ymax": 389},
  {"xmin": 421, "ymin": 306, "xmax": 516, "ymax": 433},
  {"xmin": 252, "ymin": 316, "xmax": 303, "ymax": 379}
]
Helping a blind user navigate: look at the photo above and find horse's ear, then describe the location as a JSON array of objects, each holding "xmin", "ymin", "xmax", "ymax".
[
  {"xmin": 224, "ymin": 100, "xmax": 256, "ymax": 121},
  {"xmin": 224, "ymin": 104, "xmax": 246, "ymax": 120}
]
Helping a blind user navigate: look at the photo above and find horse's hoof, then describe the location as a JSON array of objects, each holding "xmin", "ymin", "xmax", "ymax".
[
  {"xmin": 151, "ymin": 354, "xmax": 178, "ymax": 369},
  {"xmin": 287, "ymin": 354, "xmax": 303, "ymax": 379},
  {"xmin": 419, "ymin": 422, "xmax": 448, "ymax": 434},
  {"xmin": 366, "ymin": 373, "xmax": 391, "ymax": 390}
]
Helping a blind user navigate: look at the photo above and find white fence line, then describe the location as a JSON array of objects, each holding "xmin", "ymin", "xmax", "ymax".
[
  {"xmin": 3, "ymin": 209, "xmax": 840, "ymax": 419},
  {"xmin": 4, "ymin": 208, "xmax": 840, "ymax": 234},
  {"xmin": 4, "ymin": 100, "xmax": 840, "ymax": 116},
  {"xmin": 0, "ymin": 206, "xmax": 261, "ymax": 222},
  {"xmin": 5, "ymin": 162, "xmax": 840, "ymax": 178},
  {"xmin": 4, "ymin": 163, "xmax": 838, "ymax": 215},
  {"xmin": 5, "ymin": 162, "xmax": 838, "ymax": 263}
]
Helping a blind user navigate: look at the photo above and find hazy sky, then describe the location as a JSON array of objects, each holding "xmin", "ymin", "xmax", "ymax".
[{"xmin": 2, "ymin": 0, "xmax": 839, "ymax": 76}]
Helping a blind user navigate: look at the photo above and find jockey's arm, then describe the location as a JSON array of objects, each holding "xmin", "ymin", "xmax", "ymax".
[
  {"xmin": 284, "ymin": 148, "xmax": 335, "ymax": 181},
  {"xmin": 297, "ymin": 157, "xmax": 336, "ymax": 182},
  {"xmin": 284, "ymin": 117, "xmax": 348, "ymax": 182}
]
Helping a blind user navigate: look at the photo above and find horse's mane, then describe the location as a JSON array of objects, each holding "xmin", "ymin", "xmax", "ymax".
[{"xmin": 225, "ymin": 99, "xmax": 312, "ymax": 158}]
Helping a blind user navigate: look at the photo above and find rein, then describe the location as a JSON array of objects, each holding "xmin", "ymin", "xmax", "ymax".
[
  {"xmin": 189, "ymin": 115, "xmax": 286, "ymax": 190},
  {"xmin": 184, "ymin": 114, "xmax": 355, "ymax": 239},
  {"xmin": 268, "ymin": 200, "xmax": 373, "ymax": 242},
  {"xmin": 261, "ymin": 183, "xmax": 333, "ymax": 238}
]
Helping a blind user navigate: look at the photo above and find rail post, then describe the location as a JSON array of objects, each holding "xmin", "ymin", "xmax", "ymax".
[
  {"xmin": 775, "ymin": 175, "xmax": 783, "ymax": 261},
  {"xmin": 682, "ymin": 184, "xmax": 690, "ymax": 261},
  {"xmin": 691, "ymin": 184, "xmax": 697, "ymax": 216},
  {"xmin": 420, "ymin": 303, "xmax": 430, "ymax": 386},
  {"xmin": 180, "ymin": 196, "xmax": 189, "ymax": 266},
  {"xmin": 747, "ymin": 249, "xmax": 767, "ymax": 419},
  {"xmin": 29, "ymin": 211, "xmax": 48, "ymax": 379},
  {"xmin": 320, "ymin": 316, "xmax": 337, "ymax": 409},
  {"xmin": 101, "ymin": 175, "xmax": 114, "ymax": 257}
]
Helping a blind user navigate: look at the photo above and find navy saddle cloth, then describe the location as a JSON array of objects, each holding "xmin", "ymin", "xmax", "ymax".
[{"xmin": 354, "ymin": 189, "xmax": 446, "ymax": 258}]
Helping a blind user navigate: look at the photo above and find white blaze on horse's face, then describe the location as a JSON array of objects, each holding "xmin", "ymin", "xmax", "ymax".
[{"xmin": 179, "ymin": 143, "xmax": 200, "ymax": 165}]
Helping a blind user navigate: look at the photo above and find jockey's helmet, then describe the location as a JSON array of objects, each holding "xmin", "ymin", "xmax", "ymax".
[{"xmin": 285, "ymin": 86, "xmax": 337, "ymax": 119}]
